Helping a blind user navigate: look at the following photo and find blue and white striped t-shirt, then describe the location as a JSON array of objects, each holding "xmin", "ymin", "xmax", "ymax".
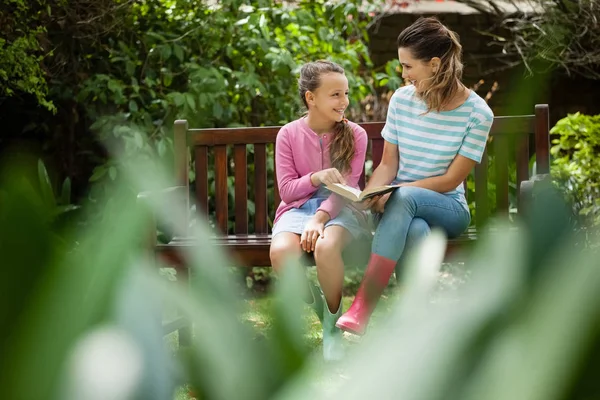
[{"xmin": 382, "ymin": 85, "xmax": 494, "ymax": 210}]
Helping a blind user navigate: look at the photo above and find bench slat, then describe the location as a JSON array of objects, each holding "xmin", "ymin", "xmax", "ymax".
[
  {"xmin": 174, "ymin": 120, "xmax": 189, "ymax": 186},
  {"xmin": 516, "ymin": 134, "xmax": 530, "ymax": 208},
  {"xmin": 188, "ymin": 116, "xmax": 536, "ymax": 146},
  {"xmin": 359, "ymin": 166, "xmax": 366, "ymax": 190},
  {"xmin": 215, "ymin": 145, "xmax": 228, "ymax": 233},
  {"xmin": 371, "ymin": 139, "xmax": 384, "ymax": 170},
  {"xmin": 535, "ymin": 105, "xmax": 550, "ymax": 174},
  {"xmin": 475, "ymin": 148, "xmax": 489, "ymax": 227},
  {"xmin": 272, "ymin": 143, "xmax": 281, "ymax": 210},
  {"xmin": 190, "ymin": 127, "xmax": 280, "ymax": 145},
  {"xmin": 234, "ymin": 144, "xmax": 248, "ymax": 234},
  {"xmin": 194, "ymin": 146, "xmax": 209, "ymax": 215},
  {"xmin": 495, "ymin": 135, "xmax": 510, "ymax": 216},
  {"xmin": 254, "ymin": 144, "xmax": 268, "ymax": 234}
]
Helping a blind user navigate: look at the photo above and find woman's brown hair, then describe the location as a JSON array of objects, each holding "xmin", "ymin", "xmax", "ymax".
[
  {"xmin": 397, "ymin": 17, "xmax": 464, "ymax": 112},
  {"xmin": 298, "ymin": 60, "xmax": 355, "ymax": 174}
]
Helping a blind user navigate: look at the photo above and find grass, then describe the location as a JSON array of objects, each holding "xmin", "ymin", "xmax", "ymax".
[{"xmin": 169, "ymin": 263, "xmax": 469, "ymax": 399}]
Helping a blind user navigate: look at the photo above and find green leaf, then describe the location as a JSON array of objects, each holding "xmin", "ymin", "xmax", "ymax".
[
  {"xmin": 37, "ymin": 159, "xmax": 55, "ymax": 209},
  {"xmin": 89, "ymin": 166, "xmax": 107, "ymax": 182},
  {"xmin": 126, "ymin": 61, "xmax": 136, "ymax": 76},
  {"xmin": 60, "ymin": 177, "xmax": 71, "ymax": 205},
  {"xmin": 173, "ymin": 45, "xmax": 184, "ymax": 62},
  {"xmin": 129, "ymin": 100, "xmax": 138, "ymax": 112},
  {"xmin": 107, "ymin": 79, "xmax": 122, "ymax": 93},
  {"xmin": 161, "ymin": 45, "xmax": 172, "ymax": 60},
  {"xmin": 109, "ymin": 166, "xmax": 117, "ymax": 181},
  {"xmin": 213, "ymin": 102, "xmax": 223, "ymax": 119},
  {"xmin": 185, "ymin": 93, "xmax": 196, "ymax": 111},
  {"xmin": 163, "ymin": 73, "xmax": 173, "ymax": 87},
  {"xmin": 134, "ymin": 132, "xmax": 144, "ymax": 148},
  {"xmin": 170, "ymin": 92, "xmax": 185, "ymax": 107},
  {"xmin": 146, "ymin": 31, "xmax": 166, "ymax": 42},
  {"xmin": 157, "ymin": 139, "xmax": 167, "ymax": 157}
]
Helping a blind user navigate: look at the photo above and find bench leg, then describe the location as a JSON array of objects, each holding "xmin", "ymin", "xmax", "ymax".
[
  {"xmin": 178, "ymin": 324, "xmax": 192, "ymax": 347},
  {"xmin": 178, "ymin": 267, "xmax": 193, "ymax": 347}
]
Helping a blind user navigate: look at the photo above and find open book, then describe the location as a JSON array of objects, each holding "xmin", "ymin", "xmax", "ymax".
[{"xmin": 325, "ymin": 183, "xmax": 399, "ymax": 202}]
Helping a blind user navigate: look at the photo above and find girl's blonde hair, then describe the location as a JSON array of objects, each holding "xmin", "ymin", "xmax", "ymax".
[
  {"xmin": 298, "ymin": 60, "xmax": 355, "ymax": 174},
  {"xmin": 397, "ymin": 17, "xmax": 464, "ymax": 113}
]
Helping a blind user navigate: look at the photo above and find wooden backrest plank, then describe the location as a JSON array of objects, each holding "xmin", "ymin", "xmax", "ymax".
[
  {"xmin": 188, "ymin": 116, "xmax": 536, "ymax": 146},
  {"xmin": 254, "ymin": 144, "xmax": 268, "ymax": 234},
  {"xmin": 358, "ymin": 166, "xmax": 366, "ymax": 190},
  {"xmin": 214, "ymin": 145, "xmax": 228, "ymax": 233},
  {"xmin": 516, "ymin": 134, "xmax": 530, "ymax": 208},
  {"xmin": 234, "ymin": 144, "xmax": 248, "ymax": 234},
  {"xmin": 534, "ymin": 104, "xmax": 550, "ymax": 174},
  {"xmin": 494, "ymin": 135, "xmax": 510, "ymax": 216},
  {"xmin": 174, "ymin": 120, "xmax": 189, "ymax": 186},
  {"xmin": 474, "ymin": 148, "xmax": 489, "ymax": 227},
  {"xmin": 273, "ymin": 143, "xmax": 281, "ymax": 211},
  {"xmin": 371, "ymin": 139, "xmax": 384, "ymax": 171},
  {"xmin": 194, "ymin": 146, "xmax": 209, "ymax": 215}
]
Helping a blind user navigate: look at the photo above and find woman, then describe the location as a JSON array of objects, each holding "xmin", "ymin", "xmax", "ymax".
[{"xmin": 336, "ymin": 17, "xmax": 494, "ymax": 336}]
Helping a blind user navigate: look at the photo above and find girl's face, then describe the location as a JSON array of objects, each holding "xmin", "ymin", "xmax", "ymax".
[
  {"xmin": 306, "ymin": 72, "xmax": 349, "ymax": 123},
  {"xmin": 398, "ymin": 47, "xmax": 438, "ymax": 93}
]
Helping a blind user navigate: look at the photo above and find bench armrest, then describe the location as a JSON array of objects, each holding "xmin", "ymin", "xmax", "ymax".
[
  {"xmin": 137, "ymin": 185, "xmax": 188, "ymax": 201},
  {"xmin": 519, "ymin": 174, "xmax": 551, "ymax": 216},
  {"xmin": 137, "ymin": 186, "xmax": 190, "ymax": 243}
]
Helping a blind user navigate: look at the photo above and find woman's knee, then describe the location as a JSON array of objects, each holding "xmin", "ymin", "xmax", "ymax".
[
  {"xmin": 385, "ymin": 186, "xmax": 421, "ymax": 213},
  {"xmin": 406, "ymin": 218, "xmax": 431, "ymax": 247}
]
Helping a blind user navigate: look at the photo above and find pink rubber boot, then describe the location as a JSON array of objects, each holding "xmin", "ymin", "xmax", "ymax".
[{"xmin": 335, "ymin": 253, "xmax": 396, "ymax": 335}]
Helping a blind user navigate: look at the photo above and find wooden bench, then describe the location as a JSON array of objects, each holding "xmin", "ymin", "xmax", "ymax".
[{"xmin": 150, "ymin": 104, "xmax": 551, "ymax": 269}]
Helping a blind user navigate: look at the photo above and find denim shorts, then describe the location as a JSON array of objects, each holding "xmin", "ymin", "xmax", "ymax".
[{"xmin": 272, "ymin": 188, "xmax": 367, "ymax": 239}]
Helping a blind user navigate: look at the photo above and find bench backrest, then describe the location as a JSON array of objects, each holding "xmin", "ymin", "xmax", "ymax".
[{"xmin": 174, "ymin": 104, "xmax": 550, "ymax": 235}]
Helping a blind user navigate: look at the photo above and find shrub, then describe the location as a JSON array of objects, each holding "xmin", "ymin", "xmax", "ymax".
[{"xmin": 550, "ymin": 112, "xmax": 600, "ymax": 228}]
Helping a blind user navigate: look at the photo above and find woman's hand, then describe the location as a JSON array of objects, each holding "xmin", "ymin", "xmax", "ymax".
[
  {"xmin": 301, "ymin": 212, "xmax": 329, "ymax": 252},
  {"xmin": 311, "ymin": 168, "xmax": 346, "ymax": 186},
  {"xmin": 370, "ymin": 192, "xmax": 392, "ymax": 213},
  {"xmin": 354, "ymin": 195, "xmax": 381, "ymax": 210}
]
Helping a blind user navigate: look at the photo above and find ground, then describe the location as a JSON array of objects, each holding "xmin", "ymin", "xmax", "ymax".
[{"xmin": 170, "ymin": 263, "xmax": 469, "ymax": 399}]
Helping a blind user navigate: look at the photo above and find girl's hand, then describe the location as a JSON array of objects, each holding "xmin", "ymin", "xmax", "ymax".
[
  {"xmin": 371, "ymin": 192, "xmax": 392, "ymax": 213},
  {"xmin": 311, "ymin": 168, "xmax": 346, "ymax": 186},
  {"xmin": 301, "ymin": 215, "xmax": 327, "ymax": 252}
]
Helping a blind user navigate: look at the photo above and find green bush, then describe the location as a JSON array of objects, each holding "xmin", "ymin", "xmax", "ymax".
[
  {"xmin": 0, "ymin": 0, "xmax": 57, "ymax": 112},
  {"xmin": 73, "ymin": 0, "xmax": 399, "ymax": 228},
  {"xmin": 551, "ymin": 112, "xmax": 600, "ymax": 228}
]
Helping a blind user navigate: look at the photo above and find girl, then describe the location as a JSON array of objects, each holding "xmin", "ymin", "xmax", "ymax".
[
  {"xmin": 269, "ymin": 60, "xmax": 368, "ymax": 361},
  {"xmin": 336, "ymin": 17, "xmax": 494, "ymax": 335}
]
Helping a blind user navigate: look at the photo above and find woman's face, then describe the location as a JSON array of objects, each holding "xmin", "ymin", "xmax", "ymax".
[{"xmin": 398, "ymin": 47, "xmax": 437, "ymax": 93}]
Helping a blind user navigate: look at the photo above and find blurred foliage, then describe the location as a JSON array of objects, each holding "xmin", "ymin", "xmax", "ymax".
[
  {"xmin": 36, "ymin": 158, "xmax": 81, "ymax": 232},
  {"xmin": 1, "ymin": 143, "xmax": 599, "ymax": 400},
  {"xmin": 551, "ymin": 112, "xmax": 600, "ymax": 232}
]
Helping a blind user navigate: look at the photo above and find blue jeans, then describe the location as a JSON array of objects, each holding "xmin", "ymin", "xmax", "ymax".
[{"xmin": 372, "ymin": 186, "xmax": 471, "ymax": 261}]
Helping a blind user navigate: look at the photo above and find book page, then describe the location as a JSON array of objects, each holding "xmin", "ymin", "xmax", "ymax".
[{"xmin": 331, "ymin": 183, "xmax": 362, "ymax": 199}]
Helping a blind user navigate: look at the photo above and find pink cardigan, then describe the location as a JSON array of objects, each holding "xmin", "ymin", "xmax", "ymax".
[{"xmin": 274, "ymin": 117, "xmax": 368, "ymax": 224}]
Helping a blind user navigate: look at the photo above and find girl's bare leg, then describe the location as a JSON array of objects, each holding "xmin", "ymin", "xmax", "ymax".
[{"xmin": 314, "ymin": 225, "xmax": 352, "ymax": 312}]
